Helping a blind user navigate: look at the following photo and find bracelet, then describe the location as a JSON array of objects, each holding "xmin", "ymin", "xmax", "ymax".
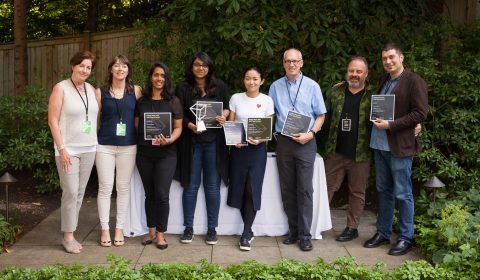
[
  {"xmin": 309, "ymin": 129, "xmax": 316, "ymax": 136},
  {"xmin": 58, "ymin": 145, "xmax": 65, "ymax": 151}
]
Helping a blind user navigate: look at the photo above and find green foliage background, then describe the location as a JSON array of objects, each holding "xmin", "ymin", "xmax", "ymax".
[
  {"xmin": 137, "ymin": 0, "xmax": 479, "ymax": 192},
  {"xmin": 139, "ymin": 0, "xmax": 430, "ymax": 90},
  {"xmin": 0, "ymin": 0, "xmax": 479, "ymax": 272},
  {"xmin": 134, "ymin": 0, "xmax": 480, "ymax": 271}
]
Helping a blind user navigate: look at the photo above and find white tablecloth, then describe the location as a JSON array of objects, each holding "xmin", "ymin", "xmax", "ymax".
[{"xmin": 124, "ymin": 153, "xmax": 332, "ymax": 239}]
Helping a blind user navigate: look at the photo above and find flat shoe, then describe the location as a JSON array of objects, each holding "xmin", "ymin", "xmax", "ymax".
[
  {"xmin": 299, "ymin": 239, "xmax": 313, "ymax": 251},
  {"xmin": 363, "ymin": 233, "xmax": 390, "ymax": 248},
  {"xmin": 156, "ymin": 236, "xmax": 168, "ymax": 250},
  {"xmin": 62, "ymin": 239, "xmax": 81, "ymax": 254},
  {"xmin": 73, "ymin": 239, "xmax": 83, "ymax": 250},
  {"xmin": 388, "ymin": 240, "xmax": 412, "ymax": 256},
  {"xmin": 100, "ymin": 240, "xmax": 112, "ymax": 247},
  {"xmin": 156, "ymin": 242, "xmax": 168, "ymax": 250},
  {"xmin": 283, "ymin": 233, "xmax": 298, "ymax": 245},
  {"xmin": 142, "ymin": 236, "xmax": 156, "ymax": 246},
  {"xmin": 114, "ymin": 240, "xmax": 125, "ymax": 246}
]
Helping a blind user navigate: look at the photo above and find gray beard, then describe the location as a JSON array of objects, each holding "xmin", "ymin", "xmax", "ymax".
[{"xmin": 347, "ymin": 81, "xmax": 362, "ymax": 88}]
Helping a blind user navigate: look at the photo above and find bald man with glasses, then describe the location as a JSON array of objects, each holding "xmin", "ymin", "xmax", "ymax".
[{"xmin": 269, "ymin": 48, "xmax": 326, "ymax": 251}]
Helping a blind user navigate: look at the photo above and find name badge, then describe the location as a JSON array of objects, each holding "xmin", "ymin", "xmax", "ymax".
[
  {"xmin": 116, "ymin": 122, "xmax": 126, "ymax": 136},
  {"xmin": 83, "ymin": 120, "xmax": 92, "ymax": 133},
  {"xmin": 342, "ymin": 118, "xmax": 351, "ymax": 131}
]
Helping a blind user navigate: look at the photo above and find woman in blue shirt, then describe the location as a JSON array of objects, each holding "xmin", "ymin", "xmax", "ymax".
[{"xmin": 95, "ymin": 54, "xmax": 141, "ymax": 247}]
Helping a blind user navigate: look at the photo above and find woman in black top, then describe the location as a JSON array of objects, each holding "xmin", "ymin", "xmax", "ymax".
[
  {"xmin": 135, "ymin": 62, "xmax": 183, "ymax": 249},
  {"xmin": 175, "ymin": 52, "xmax": 230, "ymax": 245}
]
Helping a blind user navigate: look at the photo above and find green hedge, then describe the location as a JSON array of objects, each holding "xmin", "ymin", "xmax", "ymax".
[{"xmin": 0, "ymin": 255, "xmax": 471, "ymax": 279}]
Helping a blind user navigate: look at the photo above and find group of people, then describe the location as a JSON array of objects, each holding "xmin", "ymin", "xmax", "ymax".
[
  {"xmin": 324, "ymin": 44, "xmax": 427, "ymax": 256},
  {"xmin": 48, "ymin": 43, "xmax": 427, "ymax": 257}
]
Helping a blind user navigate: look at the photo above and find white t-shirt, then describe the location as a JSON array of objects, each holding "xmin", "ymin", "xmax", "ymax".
[{"xmin": 229, "ymin": 92, "xmax": 275, "ymax": 128}]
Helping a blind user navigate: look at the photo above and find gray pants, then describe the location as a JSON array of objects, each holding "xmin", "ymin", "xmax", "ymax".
[
  {"xmin": 56, "ymin": 152, "xmax": 96, "ymax": 232},
  {"xmin": 276, "ymin": 135, "xmax": 316, "ymax": 240}
]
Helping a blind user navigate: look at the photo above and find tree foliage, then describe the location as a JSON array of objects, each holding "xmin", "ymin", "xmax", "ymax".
[
  {"xmin": 138, "ymin": 0, "xmax": 431, "ymax": 90},
  {"xmin": 0, "ymin": 0, "xmax": 167, "ymax": 43},
  {"xmin": 136, "ymin": 0, "xmax": 479, "ymax": 194}
]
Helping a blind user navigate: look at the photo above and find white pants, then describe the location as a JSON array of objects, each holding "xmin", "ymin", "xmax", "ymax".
[
  {"xmin": 96, "ymin": 144, "xmax": 136, "ymax": 230},
  {"xmin": 56, "ymin": 152, "xmax": 96, "ymax": 232}
]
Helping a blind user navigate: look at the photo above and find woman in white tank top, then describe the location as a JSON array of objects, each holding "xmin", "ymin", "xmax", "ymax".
[{"xmin": 47, "ymin": 51, "xmax": 99, "ymax": 254}]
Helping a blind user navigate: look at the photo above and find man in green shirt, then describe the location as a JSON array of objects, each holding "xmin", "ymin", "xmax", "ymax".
[{"xmin": 322, "ymin": 57, "xmax": 372, "ymax": 242}]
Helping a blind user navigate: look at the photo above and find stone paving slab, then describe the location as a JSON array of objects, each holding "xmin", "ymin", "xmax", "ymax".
[{"xmin": 0, "ymin": 202, "xmax": 423, "ymax": 270}]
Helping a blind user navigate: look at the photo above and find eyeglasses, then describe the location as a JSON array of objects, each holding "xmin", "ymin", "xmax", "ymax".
[
  {"xmin": 284, "ymin": 59, "xmax": 302, "ymax": 65},
  {"xmin": 193, "ymin": 63, "xmax": 209, "ymax": 69}
]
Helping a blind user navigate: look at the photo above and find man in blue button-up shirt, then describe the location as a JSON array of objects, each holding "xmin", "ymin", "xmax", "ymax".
[{"xmin": 269, "ymin": 48, "xmax": 326, "ymax": 251}]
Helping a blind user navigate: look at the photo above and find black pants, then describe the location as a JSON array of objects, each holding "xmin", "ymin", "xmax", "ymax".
[
  {"xmin": 241, "ymin": 176, "xmax": 256, "ymax": 237},
  {"xmin": 276, "ymin": 135, "xmax": 316, "ymax": 240},
  {"xmin": 136, "ymin": 153, "xmax": 176, "ymax": 232}
]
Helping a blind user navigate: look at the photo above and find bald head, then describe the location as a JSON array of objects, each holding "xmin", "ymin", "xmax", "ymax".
[
  {"xmin": 346, "ymin": 57, "xmax": 368, "ymax": 90},
  {"xmin": 283, "ymin": 48, "xmax": 304, "ymax": 81}
]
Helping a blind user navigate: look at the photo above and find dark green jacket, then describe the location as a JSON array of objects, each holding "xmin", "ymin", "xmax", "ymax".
[{"xmin": 322, "ymin": 81, "xmax": 372, "ymax": 162}]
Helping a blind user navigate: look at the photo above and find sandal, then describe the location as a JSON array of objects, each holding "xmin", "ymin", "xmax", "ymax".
[
  {"xmin": 100, "ymin": 230, "xmax": 112, "ymax": 247},
  {"xmin": 62, "ymin": 239, "xmax": 81, "ymax": 254},
  {"xmin": 114, "ymin": 229, "xmax": 125, "ymax": 246},
  {"xmin": 73, "ymin": 239, "xmax": 83, "ymax": 250}
]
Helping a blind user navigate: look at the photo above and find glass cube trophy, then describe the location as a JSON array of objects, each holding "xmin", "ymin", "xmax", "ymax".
[{"xmin": 189, "ymin": 103, "xmax": 207, "ymax": 132}]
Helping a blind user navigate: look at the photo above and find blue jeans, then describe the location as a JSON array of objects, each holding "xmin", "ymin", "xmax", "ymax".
[
  {"xmin": 374, "ymin": 149, "xmax": 414, "ymax": 242},
  {"xmin": 182, "ymin": 142, "xmax": 221, "ymax": 229}
]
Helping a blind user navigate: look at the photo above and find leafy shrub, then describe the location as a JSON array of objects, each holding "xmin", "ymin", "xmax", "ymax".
[
  {"xmin": 137, "ymin": 0, "xmax": 431, "ymax": 91},
  {"xmin": 415, "ymin": 188, "xmax": 480, "ymax": 278},
  {"xmin": 0, "ymin": 85, "xmax": 59, "ymax": 193},
  {"xmin": 0, "ymin": 256, "xmax": 470, "ymax": 279},
  {"xmin": 0, "ymin": 214, "xmax": 20, "ymax": 253},
  {"xmin": 410, "ymin": 17, "xmax": 480, "ymax": 192}
]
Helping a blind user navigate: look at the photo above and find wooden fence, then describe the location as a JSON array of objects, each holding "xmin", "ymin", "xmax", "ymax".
[{"xmin": 0, "ymin": 29, "xmax": 158, "ymax": 97}]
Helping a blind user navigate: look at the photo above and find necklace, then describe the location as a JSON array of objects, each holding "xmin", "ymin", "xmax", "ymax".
[{"xmin": 110, "ymin": 87, "xmax": 125, "ymax": 98}]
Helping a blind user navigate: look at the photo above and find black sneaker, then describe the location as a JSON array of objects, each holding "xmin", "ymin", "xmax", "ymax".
[
  {"xmin": 239, "ymin": 236, "xmax": 254, "ymax": 251},
  {"xmin": 205, "ymin": 229, "xmax": 218, "ymax": 245},
  {"xmin": 180, "ymin": 227, "xmax": 194, "ymax": 244}
]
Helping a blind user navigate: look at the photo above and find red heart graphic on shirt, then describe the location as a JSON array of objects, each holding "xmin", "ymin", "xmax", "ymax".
[{"xmin": 257, "ymin": 104, "xmax": 261, "ymax": 108}]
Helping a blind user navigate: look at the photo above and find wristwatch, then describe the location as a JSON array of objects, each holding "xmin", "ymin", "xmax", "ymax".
[{"xmin": 309, "ymin": 129, "xmax": 317, "ymax": 136}]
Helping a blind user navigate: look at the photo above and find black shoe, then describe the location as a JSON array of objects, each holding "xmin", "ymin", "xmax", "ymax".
[
  {"xmin": 180, "ymin": 227, "xmax": 194, "ymax": 244},
  {"xmin": 283, "ymin": 234, "xmax": 298, "ymax": 245},
  {"xmin": 206, "ymin": 228, "xmax": 218, "ymax": 245},
  {"xmin": 388, "ymin": 240, "xmax": 412, "ymax": 256},
  {"xmin": 299, "ymin": 239, "xmax": 313, "ymax": 251},
  {"xmin": 141, "ymin": 236, "xmax": 156, "ymax": 246},
  {"xmin": 239, "ymin": 236, "xmax": 254, "ymax": 251},
  {"xmin": 156, "ymin": 241, "xmax": 168, "ymax": 250},
  {"xmin": 363, "ymin": 233, "xmax": 390, "ymax": 248},
  {"xmin": 336, "ymin": 227, "xmax": 359, "ymax": 242}
]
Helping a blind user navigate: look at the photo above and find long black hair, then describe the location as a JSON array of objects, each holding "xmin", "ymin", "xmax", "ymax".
[
  {"xmin": 143, "ymin": 62, "xmax": 174, "ymax": 101},
  {"xmin": 185, "ymin": 52, "xmax": 219, "ymax": 97}
]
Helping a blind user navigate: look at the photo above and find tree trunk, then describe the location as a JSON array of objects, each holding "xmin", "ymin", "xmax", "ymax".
[
  {"xmin": 14, "ymin": 0, "xmax": 28, "ymax": 96},
  {"xmin": 84, "ymin": 0, "xmax": 99, "ymax": 32}
]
